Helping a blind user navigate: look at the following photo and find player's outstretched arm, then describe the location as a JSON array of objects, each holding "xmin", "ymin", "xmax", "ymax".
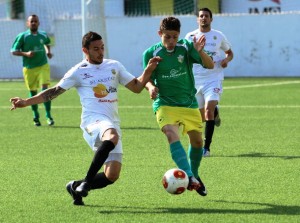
[
  {"xmin": 10, "ymin": 86, "xmax": 66, "ymax": 111},
  {"xmin": 126, "ymin": 56, "xmax": 162, "ymax": 93}
]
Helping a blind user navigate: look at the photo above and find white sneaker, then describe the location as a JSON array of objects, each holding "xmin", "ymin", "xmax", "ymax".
[{"xmin": 203, "ymin": 148, "xmax": 210, "ymax": 157}]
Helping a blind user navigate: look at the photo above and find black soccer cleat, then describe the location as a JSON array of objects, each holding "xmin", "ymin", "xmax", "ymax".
[
  {"xmin": 75, "ymin": 182, "xmax": 90, "ymax": 197},
  {"xmin": 196, "ymin": 177, "xmax": 207, "ymax": 196},
  {"xmin": 66, "ymin": 181, "xmax": 84, "ymax": 205},
  {"xmin": 33, "ymin": 118, "xmax": 41, "ymax": 127}
]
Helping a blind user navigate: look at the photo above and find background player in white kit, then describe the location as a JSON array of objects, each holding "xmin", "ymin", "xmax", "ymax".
[
  {"xmin": 185, "ymin": 7, "xmax": 234, "ymax": 157},
  {"xmin": 10, "ymin": 31, "xmax": 161, "ymax": 205}
]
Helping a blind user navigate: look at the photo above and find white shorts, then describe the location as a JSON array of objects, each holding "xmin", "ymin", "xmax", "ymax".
[
  {"xmin": 82, "ymin": 117, "xmax": 123, "ymax": 163},
  {"xmin": 196, "ymin": 80, "xmax": 223, "ymax": 109}
]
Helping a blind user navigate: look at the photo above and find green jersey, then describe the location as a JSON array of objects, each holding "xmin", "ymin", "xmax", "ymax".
[
  {"xmin": 143, "ymin": 39, "xmax": 203, "ymax": 112},
  {"xmin": 11, "ymin": 29, "xmax": 51, "ymax": 69}
]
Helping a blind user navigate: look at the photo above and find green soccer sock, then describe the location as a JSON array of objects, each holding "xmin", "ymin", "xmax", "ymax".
[
  {"xmin": 43, "ymin": 101, "xmax": 52, "ymax": 119},
  {"xmin": 170, "ymin": 141, "xmax": 193, "ymax": 177},
  {"xmin": 42, "ymin": 87, "xmax": 52, "ymax": 119},
  {"xmin": 188, "ymin": 145, "xmax": 203, "ymax": 178},
  {"xmin": 29, "ymin": 91, "xmax": 39, "ymax": 118}
]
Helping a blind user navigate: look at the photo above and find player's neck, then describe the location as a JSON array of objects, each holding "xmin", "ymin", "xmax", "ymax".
[{"xmin": 200, "ymin": 27, "xmax": 211, "ymax": 33}]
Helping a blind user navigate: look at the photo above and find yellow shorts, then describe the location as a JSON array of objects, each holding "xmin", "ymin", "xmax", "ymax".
[
  {"xmin": 156, "ymin": 106, "xmax": 203, "ymax": 135},
  {"xmin": 23, "ymin": 63, "xmax": 50, "ymax": 91}
]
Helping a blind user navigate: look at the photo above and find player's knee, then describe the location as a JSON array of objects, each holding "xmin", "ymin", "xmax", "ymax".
[
  {"xmin": 191, "ymin": 139, "xmax": 203, "ymax": 149},
  {"xmin": 163, "ymin": 128, "xmax": 179, "ymax": 143},
  {"xmin": 205, "ymin": 110, "xmax": 215, "ymax": 120},
  {"xmin": 103, "ymin": 128, "xmax": 119, "ymax": 146},
  {"xmin": 106, "ymin": 172, "xmax": 120, "ymax": 182}
]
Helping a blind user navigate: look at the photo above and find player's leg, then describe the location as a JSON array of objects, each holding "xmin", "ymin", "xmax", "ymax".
[
  {"xmin": 91, "ymin": 158, "xmax": 122, "ymax": 189},
  {"xmin": 214, "ymin": 105, "xmax": 221, "ymax": 127},
  {"xmin": 40, "ymin": 64, "xmax": 54, "ymax": 125},
  {"xmin": 202, "ymin": 81, "xmax": 222, "ymax": 156},
  {"xmin": 214, "ymin": 81, "xmax": 223, "ymax": 127},
  {"xmin": 74, "ymin": 119, "xmax": 121, "ymax": 197},
  {"xmin": 185, "ymin": 109, "xmax": 207, "ymax": 196},
  {"xmin": 75, "ymin": 128, "xmax": 118, "ymax": 197},
  {"xmin": 187, "ymin": 130, "xmax": 207, "ymax": 196},
  {"xmin": 157, "ymin": 107, "xmax": 194, "ymax": 179},
  {"xmin": 203, "ymin": 100, "xmax": 218, "ymax": 156},
  {"xmin": 23, "ymin": 67, "xmax": 40, "ymax": 126},
  {"xmin": 66, "ymin": 157, "xmax": 121, "ymax": 205},
  {"xmin": 66, "ymin": 161, "xmax": 120, "ymax": 206}
]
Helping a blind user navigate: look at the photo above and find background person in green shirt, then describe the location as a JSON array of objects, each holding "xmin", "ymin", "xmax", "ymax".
[
  {"xmin": 143, "ymin": 17, "xmax": 214, "ymax": 196},
  {"xmin": 11, "ymin": 14, "xmax": 54, "ymax": 126}
]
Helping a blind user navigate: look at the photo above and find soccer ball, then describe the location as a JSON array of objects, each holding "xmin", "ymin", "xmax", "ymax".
[{"xmin": 162, "ymin": 168, "xmax": 189, "ymax": 195}]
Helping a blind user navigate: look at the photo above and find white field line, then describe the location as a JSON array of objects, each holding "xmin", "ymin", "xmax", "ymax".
[
  {"xmin": 2, "ymin": 80, "xmax": 300, "ymax": 91},
  {"xmin": 2, "ymin": 80, "xmax": 300, "ymax": 109},
  {"xmin": 224, "ymin": 80, "xmax": 300, "ymax": 90}
]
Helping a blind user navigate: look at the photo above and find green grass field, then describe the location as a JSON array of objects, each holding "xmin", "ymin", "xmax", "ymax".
[{"xmin": 0, "ymin": 78, "xmax": 299, "ymax": 223}]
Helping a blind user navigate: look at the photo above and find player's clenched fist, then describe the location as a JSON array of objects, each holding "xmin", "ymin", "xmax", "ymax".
[{"xmin": 10, "ymin": 97, "xmax": 27, "ymax": 110}]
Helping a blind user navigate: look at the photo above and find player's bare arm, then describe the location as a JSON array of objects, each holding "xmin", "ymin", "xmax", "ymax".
[
  {"xmin": 12, "ymin": 51, "xmax": 35, "ymax": 58},
  {"xmin": 126, "ymin": 56, "xmax": 162, "ymax": 93},
  {"xmin": 10, "ymin": 86, "xmax": 66, "ymax": 110},
  {"xmin": 45, "ymin": 45, "xmax": 53, "ymax": 59},
  {"xmin": 221, "ymin": 49, "xmax": 234, "ymax": 68},
  {"xmin": 193, "ymin": 35, "xmax": 214, "ymax": 69}
]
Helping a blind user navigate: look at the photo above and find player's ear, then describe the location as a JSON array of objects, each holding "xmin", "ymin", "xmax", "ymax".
[
  {"xmin": 82, "ymin": 47, "xmax": 88, "ymax": 54},
  {"xmin": 158, "ymin": 30, "xmax": 162, "ymax": 37}
]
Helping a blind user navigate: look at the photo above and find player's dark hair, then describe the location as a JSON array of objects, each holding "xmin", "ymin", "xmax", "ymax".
[
  {"xmin": 199, "ymin": 7, "xmax": 213, "ymax": 18},
  {"xmin": 159, "ymin": 17, "xmax": 181, "ymax": 32},
  {"xmin": 82, "ymin": 31, "xmax": 102, "ymax": 49},
  {"xmin": 29, "ymin": 14, "xmax": 38, "ymax": 18},
  {"xmin": 27, "ymin": 14, "xmax": 39, "ymax": 22}
]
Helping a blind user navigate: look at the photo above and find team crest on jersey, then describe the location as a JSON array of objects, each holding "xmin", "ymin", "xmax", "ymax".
[
  {"xmin": 214, "ymin": 36, "xmax": 217, "ymax": 40},
  {"xmin": 40, "ymin": 39, "xmax": 44, "ymax": 44},
  {"xmin": 111, "ymin": 69, "xmax": 117, "ymax": 75},
  {"xmin": 177, "ymin": 55, "xmax": 184, "ymax": 63}
]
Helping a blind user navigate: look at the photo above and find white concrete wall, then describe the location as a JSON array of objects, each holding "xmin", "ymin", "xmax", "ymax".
[{"xmin": 2, "ymin": 13, "xmax": 300, "ymax": 79}]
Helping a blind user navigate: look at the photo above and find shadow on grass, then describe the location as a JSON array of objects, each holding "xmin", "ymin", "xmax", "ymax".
[
  {"xmin": 215, "ymin": 152, "xmax": 300, "ymax": 160},
  {"xmin": 83, "ymin": 201, "xmax": 299, "ymax": 216}
]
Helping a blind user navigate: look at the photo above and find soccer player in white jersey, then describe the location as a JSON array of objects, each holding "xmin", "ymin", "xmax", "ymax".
[
  {"xmin": 10, "ymin": 31, "xmax": 161, "ymax": 205},
  {"xmin": 185, "ymin": 8, "xmax": 234, "ymax": 157}
]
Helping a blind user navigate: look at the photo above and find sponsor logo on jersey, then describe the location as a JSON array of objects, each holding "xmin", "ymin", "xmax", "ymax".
[
  {"xmin": 82, "ymin": 73, "xmax": 93, "ymax": 79},
  {"xmin": 213, "ymin": 88, "xmax": 221, "ymax": 93},
  {"xmin": 93, "ymin": 84, "xmax": 117, "ymax": 98},
  {"xmin": 162, "ymin": 68, "xmax": 186, "ymax": 79}
]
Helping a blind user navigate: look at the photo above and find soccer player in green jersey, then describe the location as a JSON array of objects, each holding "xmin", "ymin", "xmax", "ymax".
[
  {"xmin": 11, "ymin": 14, "xmax": 54, "ymax": 126},
  {"xmin": 143, "ymin": 17, "xmax": 214, "ymax": 196}
]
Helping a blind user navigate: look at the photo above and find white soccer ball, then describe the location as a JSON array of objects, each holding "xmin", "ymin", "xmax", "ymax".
[{"xmin": 162, "ymin": 168, "xmax": 189, "ymax": 195}]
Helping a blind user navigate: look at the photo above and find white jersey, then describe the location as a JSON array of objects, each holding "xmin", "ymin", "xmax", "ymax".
[
  {"xmin": 57, "ymin": 59, "xmax": 135, "ymax": 129},
  {"xmin": 185, "ymin": 29, "xmax": 231, "ymax": 84}
]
